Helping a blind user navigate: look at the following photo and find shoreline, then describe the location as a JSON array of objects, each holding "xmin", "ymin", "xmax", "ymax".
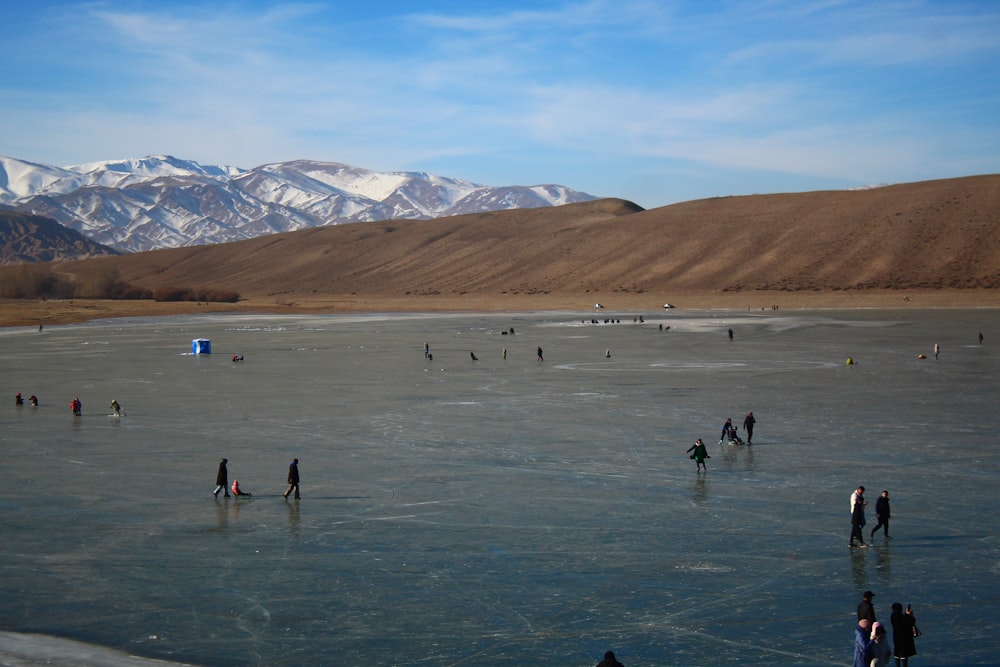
[{"xmin": 2, "ymin": 289, "xmax": 997, "ymax": 327}]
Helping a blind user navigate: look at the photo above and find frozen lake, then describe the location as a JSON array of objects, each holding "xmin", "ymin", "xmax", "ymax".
[{"xmin": 1, "ymin": 309, "xmax": 997, "ymax": 666}]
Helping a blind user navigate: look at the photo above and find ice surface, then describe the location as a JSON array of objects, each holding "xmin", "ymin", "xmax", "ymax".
[{"xmin": 0, "ymin": 309, "xmax": 997, "ymax": 666}]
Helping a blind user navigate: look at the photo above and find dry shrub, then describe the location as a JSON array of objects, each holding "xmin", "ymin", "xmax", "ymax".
[{"xmin": 152, "ymin": 286, "xmax": 240, "ymax": 303}]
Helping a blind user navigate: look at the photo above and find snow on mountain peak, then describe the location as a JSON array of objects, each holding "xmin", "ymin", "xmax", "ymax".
[{"xmin": 0, "ymin": 155, "xmax": 597, "ymax": 252}]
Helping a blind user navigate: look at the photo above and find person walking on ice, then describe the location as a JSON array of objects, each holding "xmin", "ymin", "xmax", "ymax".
[
  {"xmin": 686, "ymin": 438, "xmax": 710, "ymax": 472},
  {"xmin": 850, "ymin": 487, "xmax": 868, "ymax": 547},
  {"xmin": 214, "ymin": 458, "xmax": 230, "ymax": 498},
  {"xmin": 110, "ymin": 399, "xmax": 122, "ymax": 416},
  {"xmin": 283, "ymin": 458, "xmax": 301, "ymax": 499},
  {"xmin": 870, "ymin": 490, "xmax": 891, "ymax": 540}
]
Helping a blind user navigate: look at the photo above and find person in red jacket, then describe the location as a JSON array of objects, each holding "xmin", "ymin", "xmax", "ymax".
[{"xmin": 231, "ymin": 480, "xmax": 252, "ymax": 497}]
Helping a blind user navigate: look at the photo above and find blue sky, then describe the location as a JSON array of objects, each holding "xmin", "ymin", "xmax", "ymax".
[{"xmin": 2, "ymin": 1, "xmax": 999, "ymax": 208}]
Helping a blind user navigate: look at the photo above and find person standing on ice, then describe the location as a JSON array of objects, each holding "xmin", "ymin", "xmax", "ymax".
[
  {"xmin": 283, "ymin": 458, "xmax": 301, "ymax": 499},
  {"xmin": 865, "ymin": 622, "xmax": 892, "ymax": 667},
  {"xmin": 595, "ymin": 650, "xmax": 624, "ymax": 667},
  {"xmin": 742, "ymin": 411, "xmax": 756, "ymax": 444},
  {"xmin": 857, "ymin": 590, "xmax": 876, "ymax": 623},
  {"xmin": 850, "ymin": 488, "xmax": 869, "ymax": 547},
  {"xmin": 890, "ymin": 602, "xmax": 918, "ymax": 666},
  {"xmin": 686, "ymin": 438, "xmax": 710, "ymax": 472},
  {"xmin": 853, "ymin": 618, "xmax": 872, "ymax": 667},
  {"xmin": 214, "ymin": 458, "xmax": 230, "ymax": 498}
]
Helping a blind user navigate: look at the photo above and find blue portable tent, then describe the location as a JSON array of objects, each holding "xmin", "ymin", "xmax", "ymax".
[{"xmin": 192, "ymin": 338, "xmax": 212, "ymax": 354}]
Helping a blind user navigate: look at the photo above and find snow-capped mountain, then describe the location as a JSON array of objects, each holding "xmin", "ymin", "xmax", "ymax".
[{"xmin": 0, "ymin": 156, "xmax": 596, "ymax": 253}]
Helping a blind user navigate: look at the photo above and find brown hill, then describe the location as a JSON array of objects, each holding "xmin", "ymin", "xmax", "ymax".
[
  {"xmin": 0, "ymin": 211, "xmax": 118, "ymax": 264},
  {"xmin": 2, "ymin": 175, "xmax": 998, "ymax": 322}
]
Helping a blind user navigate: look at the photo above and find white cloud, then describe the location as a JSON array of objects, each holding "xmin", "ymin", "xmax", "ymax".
[{"xmin": 2, "ymin": 1, "xmax": 998, "ymax": 206}]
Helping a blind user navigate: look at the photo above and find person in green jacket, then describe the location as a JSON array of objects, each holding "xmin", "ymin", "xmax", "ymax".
[{"xmin": 686, "ymin": 438, "xmax": 710, "ymax": 472}]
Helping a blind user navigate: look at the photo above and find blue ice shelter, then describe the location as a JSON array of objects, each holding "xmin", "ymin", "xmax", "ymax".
[{"xmin": 192, "ymin": 338, "xmax": 212, "ymax": 354}]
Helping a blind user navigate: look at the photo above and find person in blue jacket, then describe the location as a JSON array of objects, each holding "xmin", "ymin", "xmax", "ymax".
[{"xmin": 853, "ymin": 619, "xmax": 872, "ymax": 667}]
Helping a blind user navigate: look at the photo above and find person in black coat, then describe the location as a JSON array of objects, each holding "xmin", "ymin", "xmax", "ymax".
[
  {"xmin": 742, "ymin": 411, "xmax": 756, "ymax": 444},
  {"xmin": 890, "ymin": 602, "xmax": 918, "ymax": 665},
  {"xmin": 850, "ymin": 490, "xmax": 868, "ymax": 547},
  {"xmin": 870, "ymin": 490, "xmax": 891, "ymax": 540},
  {"xmin": 214, "ymin": 458, "xmax": 230, "ymax": 498},
  {"xmin": 857, "ymin": 590, "xmax": 876, "ymax": 624},
  {"xmin": 596, "ymin": 650, "xmax": 624, "ymax": 667},
  {"xmin": 283, "ymin": 458, "xmax": 300, "ymax": 499}
]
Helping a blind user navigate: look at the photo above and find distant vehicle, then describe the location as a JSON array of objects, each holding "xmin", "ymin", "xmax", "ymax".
[
  {"xmin": 594, "ymin": 303, "xmax": 604, "ymax": 309},
  {"xmin": 663, "ymin": 303, "xmax": 676, "ymax": 309}
]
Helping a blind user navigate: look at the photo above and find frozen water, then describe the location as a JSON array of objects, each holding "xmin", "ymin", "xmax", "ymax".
[{"xmin": 0, "ymin": 309, "xmax": 997, "ymax": 666}]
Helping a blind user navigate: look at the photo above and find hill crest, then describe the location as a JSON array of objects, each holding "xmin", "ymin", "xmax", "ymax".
[{"xmin": 26, "ymin": 175, "xmax": 999, "ymax": 304}]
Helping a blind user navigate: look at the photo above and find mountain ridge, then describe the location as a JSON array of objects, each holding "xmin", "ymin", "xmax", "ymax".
[
  {"xmin": 0, "ymin": 155, "xmax": 597, "ymax": 253},
  {"xmin": 0, "ymin": 211, "xmax": 118, "ymax": 265}
]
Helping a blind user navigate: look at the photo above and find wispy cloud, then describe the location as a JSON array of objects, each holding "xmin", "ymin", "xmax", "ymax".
[{"xmin": 2, "ymin": 1, "xmax": 998, "ymax": 206}]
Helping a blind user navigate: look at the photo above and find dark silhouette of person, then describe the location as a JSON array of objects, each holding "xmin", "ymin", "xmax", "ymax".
[
  {"xmin": 15, "ymin": 392, "xmax": 23, "ymax": 406},
  {"xmin": 537, "ymin": 346, "xmax": 544, "ymax": 361},
  {"xmin": 214, "ymin": 458, "xmax": 230, "ymax": 498},
  {"xmin": 283, "ymin": 458, "xmax": 301, "ymax": 499},
  {"xmin": 870, "ymin": 490, "xmax": 891, "ymax": 540},
  {"xmin": 742, "ymin": 411, "xmax": 756, "ymax": 444},
  {"xmin": 29, "ymin": 395, "xmax": 38, "ymax": 406},
  {"xmin": 596, "ymin": 650, "xmax": 624, "ymax": 667},
  {"xmin": 890, "ymin": 602, "xmax": 918, "ymax": 666},
  {"xmin": 978, "ymin": 331, "xmax": 984, "ymax": 344},
  {"xmin": 850, "ymin": 488, "xmax": 868, "ymax": 547},
  {"xmin": 728, "ymin": 328, "xmax": 734, "ymax": 340},
  {"xmin": 858, "ymin": 590, "xmax": 876, "ymax": 623},
  {"xmin": 470, "ymin": 352, "xmax": 478, "ymax": 361}
]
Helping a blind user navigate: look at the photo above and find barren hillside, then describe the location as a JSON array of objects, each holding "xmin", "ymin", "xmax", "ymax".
[{"xmin": 32, "ymin": 175, "xmax": 997, "ymax": 304}]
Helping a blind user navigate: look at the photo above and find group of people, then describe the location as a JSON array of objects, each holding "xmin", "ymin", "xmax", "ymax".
[
  {"xmin": 719, "ymin": 412, "xmax": 755, "ymax": 445},
  {"xmin": 14, "ymin": 392, "xmax": 39, "ymax": 407},
  {"xmin": 851, "ymin": 486, "xmax": 892, "ymax": 547},
  {"xmin": 213, "ymin": 457, "xmax": 301, "ymax": 500},
  {"xmin": 16, "ymin": 392, "xmax": 125, "ymax": 417},
  {"xmin": 686, "ymin": 411, "xmax": 757, "ymax": 472},
  {"xmin": 854, "ymin": 590, "xmax": 919, "ymax": 666}
]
